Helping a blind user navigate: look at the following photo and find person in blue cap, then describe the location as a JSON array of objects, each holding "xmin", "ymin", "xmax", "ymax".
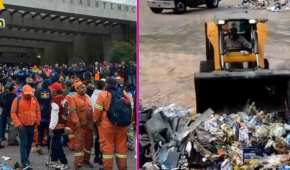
[{"xmin": 35, "ymin": 79, "xmax": 52, "ymax": 153}]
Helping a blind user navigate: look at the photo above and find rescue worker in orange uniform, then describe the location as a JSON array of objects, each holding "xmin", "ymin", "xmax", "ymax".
[
  {"xmin": 65, "ymin": 79, "xmax": 80, "ymax": 151},
  {"xmin": 67, "ymin": 81, "xmax": 94, "ymax": 170},
  {"xmin": 95, "ymin": 71, "xmax": 100, "ymax": 81},
  {"xmin": 94, "ymin": 78, "xmax": 131, "ymax": 170},
  {"xmin": 11, "ymin": 84, "xmax": 41, "ymax": 170}
]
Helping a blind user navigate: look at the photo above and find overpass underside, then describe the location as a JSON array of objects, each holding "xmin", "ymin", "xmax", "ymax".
[{"xmin": 0, "ymin": 1, "xmax": 136, "ymax": 65}]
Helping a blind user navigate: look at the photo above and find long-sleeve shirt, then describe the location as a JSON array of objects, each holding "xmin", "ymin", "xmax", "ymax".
[
  {"xmin": 49, "ymin": 103, "xmax": 59, "ymax": 130},
  {"xmin": 90, "ymin": 89, "xmax": 102, "ymax": 111},
  {"xmin": 67, "ymin": 93, "xmax": 93, "ymax": 128},
  {"xmin": 11, "ymin": 96, "xmax": 41, "ymax": 127},
  {"xmin": 224, "ymin": 35, "xmax": 252, "ymax": 51}
]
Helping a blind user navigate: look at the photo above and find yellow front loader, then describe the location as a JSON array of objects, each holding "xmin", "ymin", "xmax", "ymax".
[{"xmin": 194, "ymin": 18, "xmax": 290, "ymax": 114}]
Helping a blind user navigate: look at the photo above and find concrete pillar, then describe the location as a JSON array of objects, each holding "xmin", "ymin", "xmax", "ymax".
[
  {"xmin": 102, "ymin": 35, "xmax": 112, "ymax": 61},
  {"xmin": 42, "ymin": 43, "xmax": 56, "ymax": 64},
  {"xmin": 111, "ymin": 25, "xmax": 124, "ymax": 41},
  {"xmin": 94, "ymin": 35, "xmax": 103, "ymax": 62},
  {"xmin": 71, "ymin": 34, "xmax": 104, "ymax": 63},
  {"xmin": 42, "ymin": 42, "xmax": 70, "ymax": 64},
  {"xmin": 72, "ymin": 34, "xmax": 86, "ymax": 60}
]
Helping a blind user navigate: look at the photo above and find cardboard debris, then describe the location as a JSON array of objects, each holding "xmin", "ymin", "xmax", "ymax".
[
  {"xmin": 237, "ymin": 0, "xmax": 290, "ymax": 11},
  {"xmin": 140, "ymin": 104, "xmax": 290, "ymax": 169}
]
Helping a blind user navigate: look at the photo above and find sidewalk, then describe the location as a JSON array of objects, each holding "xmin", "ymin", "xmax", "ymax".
[{"xmin": 0, "ymin": 145, "xmax": 136, "ymax": 170}]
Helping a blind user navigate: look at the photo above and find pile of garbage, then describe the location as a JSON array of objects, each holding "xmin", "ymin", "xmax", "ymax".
[
  {"xmin": 140, "ymin": 103, "xmax": 290, "ymax": 170},
  {"xmin": 237, "ymin": 0, "xmax": 290, "ymax": 12}
]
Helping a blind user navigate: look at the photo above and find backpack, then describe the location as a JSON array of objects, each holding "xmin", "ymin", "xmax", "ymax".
[{"xmin": 106, "ymin": 89, "xmax": 132, "ymax": 127}]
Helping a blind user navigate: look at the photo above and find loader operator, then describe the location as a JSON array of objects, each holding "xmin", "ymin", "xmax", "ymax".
[{"xmin": 224, "ymin": 27, "xmax": 252, "ymax": 52}]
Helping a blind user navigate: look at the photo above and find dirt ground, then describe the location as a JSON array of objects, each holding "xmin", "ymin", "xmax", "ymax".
[{"xmin": 140, "ymin": 0, "xmax": 290, "ymax": 110}]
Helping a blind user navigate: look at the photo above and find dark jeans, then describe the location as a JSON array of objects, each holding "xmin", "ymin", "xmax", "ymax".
[
  {"xmin": 0, "ymin": 114, "xmax": 8, "ymax": 141},
  {"xmin": 38, "ymin": 122, "xmax": 49, "ymax": 146},
  {"xmin": 127, "ymin": 74, "xmax": 136, "ymax": 86},
  {"xmin": 62, "ymin": 134, "xmax": 69, "ymax": 147},
  {"xmin": 94, "ymin": 130, "xmax": 103, "ymax": 165},
  {"xmin": 18, "ymin": 126, "xmax": 34, "ymax": 167},
  {"xmin": 50, "ymin": 129, "xmax": 68, "ymax": 164}
]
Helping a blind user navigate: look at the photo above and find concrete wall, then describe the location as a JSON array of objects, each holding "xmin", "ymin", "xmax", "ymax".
[
  {"xmin": 0, "ymin": 1, "xmax": 136, "ymax": 64},
  {"xmin": 42, "ymin": 43, "xmax": 71, "ymax": 64},
  {"xmin": 70, "ymin": 34, "xmax": 105, "ymax": 63}
]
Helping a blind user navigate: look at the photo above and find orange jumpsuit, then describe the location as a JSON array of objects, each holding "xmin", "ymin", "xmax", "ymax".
[
  {"xmin": 64, "ymin": 93, "xmax": 77, "ymax": 150},
  {"xmin": 95, "ymin": 72, "xmax": 100, "ymax": 81},
  {"xmin": 67, "ymin": 92, "xmax": 93, "ymax": 168},
  {"xmin": 94, "ymin": 91, "xmax": 131, "ymax": 170}
]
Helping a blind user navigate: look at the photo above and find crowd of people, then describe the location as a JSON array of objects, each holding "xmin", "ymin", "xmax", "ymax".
[{"xmin": 0, "ymin": 61, "xmax": 136, "ymax": 170}]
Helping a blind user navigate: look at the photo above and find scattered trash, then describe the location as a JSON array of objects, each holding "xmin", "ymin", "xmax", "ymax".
[
  {"xmin": 236, "ymin": 0, "xmax": 290, "ymax": 11},
  {"xmin": 0, "ymin": 156, "xmax": 13, "ymax": 170},
  {"xmin": 140, "ymin": 103, "xmax": 290, "ymax": 169},
  {"xmin": 1, "ymin": 157, "xmax": 11, "ymax": 161}
]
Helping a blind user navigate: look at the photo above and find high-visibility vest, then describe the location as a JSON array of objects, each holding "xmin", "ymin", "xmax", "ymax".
[{"xmin": 95, "ymin": 72, "xmax": 100, "ymax": 81}]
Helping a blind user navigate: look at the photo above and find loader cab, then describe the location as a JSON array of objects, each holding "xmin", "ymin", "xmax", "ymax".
[
  {"xmin": 204, "ymin": 18, "xmax": 268, "ymax": 72},
  {"xmin": 219, "ymin": 19, "xmax": 262, "ymax": 70},
  {"xmin": 197, "ymin": 18, "xmax": 290, "ymax": 116},
  {"xmin": 222, "ymin": 20, "xmax": 252, "ymax": 52}
]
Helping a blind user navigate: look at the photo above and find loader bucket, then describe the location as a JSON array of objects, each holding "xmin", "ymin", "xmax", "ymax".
[{"xmin": 194, "ymin": 70, "xmax": 290, "ymax": 113}]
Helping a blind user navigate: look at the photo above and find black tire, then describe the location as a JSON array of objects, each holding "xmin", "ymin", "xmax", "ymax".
[
  {"xmin": 174, "ymin": 0, "xmax": 187, "ymax": 14},
  {"xmin": 264, "ymin": 58, "xmax": 269, "ymax": 69},
  {"xmin": 150, "ymin": 8, "xmax": 163, "ymax": 13},
  {"xmin": 206, "ymin": 0, "xmax": 219, "ymax": 8},
  {"xmin": 200, "ymin": 61, "xmax": 213, "ymax": 72}
]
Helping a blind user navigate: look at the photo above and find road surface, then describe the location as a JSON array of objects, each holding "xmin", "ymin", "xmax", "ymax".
[
  {"xmin": 140, "ymin": 0, "xmax": 290, "ymax": 109},
  {"xmin": 0, "ymin": 144, "xmax": 136, "ymax": 169}
]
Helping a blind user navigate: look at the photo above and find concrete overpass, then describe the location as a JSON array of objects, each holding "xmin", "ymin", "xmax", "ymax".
[{"xmin": 0, "ymin": 0, "xmax": 136, "ymax": 64}]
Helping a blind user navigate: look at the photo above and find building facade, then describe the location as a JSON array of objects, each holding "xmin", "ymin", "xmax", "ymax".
[{"xmin": 0, "ymin": 0, "xmax": 136, "ymax": 64}]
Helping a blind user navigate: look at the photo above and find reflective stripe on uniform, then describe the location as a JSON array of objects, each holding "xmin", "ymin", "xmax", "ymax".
[
  {"xmin": 69, "ymin": 108, "xmax": 76, "ymax": 112},
  {"xmin": 84, "ymin": 149, "xmax": 91, "ymax": 154},
  {"xmin": 115, "ymin": 153, "xmax": 127, "ymax": 159},
  {"xmin": 73, "ymin": 152, "xmax": 84, "ymax": 157},
  {"xmin": 95, "ymin": 104, "xmax": 103, "ymax": 111},
  {"xmin": 102, "ymin": 154, "xmax": 113, "ymax": 159}
]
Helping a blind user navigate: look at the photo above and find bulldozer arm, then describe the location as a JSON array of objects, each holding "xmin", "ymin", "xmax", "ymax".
[{"xmin": 194, "ymin": 70, "xmax": 290, "ymax": 114}]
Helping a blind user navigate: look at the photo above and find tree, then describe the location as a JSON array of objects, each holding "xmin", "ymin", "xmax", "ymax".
[{"xmin": 110, "ymin": 41, "xmax": 135, "ymax": 63}]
